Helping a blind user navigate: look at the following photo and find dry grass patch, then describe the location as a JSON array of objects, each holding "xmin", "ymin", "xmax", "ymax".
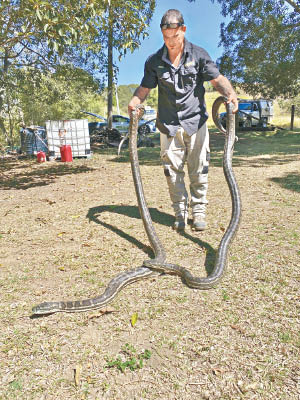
[{"xmin": 0, "ymin": 130, "xmax": 299, "ymax": 399}]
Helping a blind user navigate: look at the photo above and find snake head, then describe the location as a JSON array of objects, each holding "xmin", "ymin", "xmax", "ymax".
[
  {"xmin": 31, "ymin": 302, "xmax": 60, "ymax": 315},
  {"xmin": 131, "ymin": 104, "xmax": 145, "ymax": 121}
]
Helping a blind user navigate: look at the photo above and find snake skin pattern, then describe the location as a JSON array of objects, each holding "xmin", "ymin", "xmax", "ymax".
[{"xmin": 32, "ymin": 96, "xmax": 241, "ymax": 314}]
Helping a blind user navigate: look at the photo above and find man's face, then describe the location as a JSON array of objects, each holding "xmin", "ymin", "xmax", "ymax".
[{"xmin": 162, "ymin": 25, "xmax": 186, "ymax": 52}]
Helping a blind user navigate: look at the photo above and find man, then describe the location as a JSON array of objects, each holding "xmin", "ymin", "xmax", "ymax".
[{"xmin": 128, "ymin": 9, "xmax": 238, "ymax": 232}]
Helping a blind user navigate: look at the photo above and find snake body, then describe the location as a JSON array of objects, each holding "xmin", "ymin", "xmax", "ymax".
[
  {"xmin": 32, "ymin": 96, "xmax": 241, "ymax": 315},
  {"xmin": 131, "ymin": 98, "xmax": 241, "ymax": 288}
]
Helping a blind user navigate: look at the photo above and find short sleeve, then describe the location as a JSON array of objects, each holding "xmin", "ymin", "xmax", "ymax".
[
  {"xmin": 199, "ymin": 49, "xmax": 220, "ymax": 81},
  {"xmin": 140, "ymin": 55, "xmax": 158, "ymax": 89}
]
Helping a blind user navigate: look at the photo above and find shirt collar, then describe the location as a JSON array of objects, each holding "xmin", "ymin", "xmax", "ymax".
[
  {"xmin": 183, "ymin": 39, "xmax": 191, "ymax": 56},
  {"xmin": 161, "ymin": 39, "xmax": 190, "ymax": 67}
]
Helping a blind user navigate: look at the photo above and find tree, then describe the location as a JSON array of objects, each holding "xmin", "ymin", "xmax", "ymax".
[
  {"xmin": 0, "ymin": 64, "xmax": 106, "ymax": 147},
  {"xmin": 279, "ymin": 93, "xmax": 300, "ymax": 117},
  {"xmin": 0, "ymin": 0, "xmax": 100, "ymax": 57},
  {"xmin": 0, "ymin": 0, "xmax": 105, "ymax": 145},
  {"xmin": 18, "ymin": 65, "xmax": 102, "ymax": 124},
  {"xmin": 208, "ymin": 0, "xmax": 300, "ymax": 98},
  {"xmin": 0, "ymin": 0, "xmax": 155, "ymax": 146},
  {"xmin": 100, "ymin": 0, "xmax": 155, "ymax": 128}
]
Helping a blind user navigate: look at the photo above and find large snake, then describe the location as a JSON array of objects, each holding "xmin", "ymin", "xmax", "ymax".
[{"xmin": 32, "ymin": 96, "xmax": 241, "ymax": 314}]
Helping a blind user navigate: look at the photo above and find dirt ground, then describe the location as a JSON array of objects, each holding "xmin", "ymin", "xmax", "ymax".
[{"xmin": 0, "ymin": 130, "xmax": 299, "ymax": 400}]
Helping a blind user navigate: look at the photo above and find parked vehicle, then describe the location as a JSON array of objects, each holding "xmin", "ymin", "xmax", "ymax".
[
  {"xmin": 220, "ymin": 99, "xmax": 274, "ymax": 129},
  {"xmin": 82, "ymin": 111, "xmax": 156, "ymax": 144},
  {"xmin": 143, "ymin": 106, "xmax": 157, "ymax": 122}
]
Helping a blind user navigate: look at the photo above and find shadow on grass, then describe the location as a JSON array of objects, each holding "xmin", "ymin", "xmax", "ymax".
[
  {"xmin": 91, "ymin": 142, "xmax": 162, "ymax": 167},
  {"xmin": 92, "ymin": 130, "xmax": 300, "ymax": 168},
  {"xmin": 230, "ymin": 129, "xmax": 300, "ymax": 168},
  {"xmin": 0, "ymin": 157, "xmax": 94, "ymax": 190},
  {"xmin": 202, "ymin": 129, "xmax": 300, "ymax": 168},
  {"xmin": 87, "ymin": 204, "xmax": 216, "ymax": 276},
  {"xmin": 270, "ymin": 172, "xmax": 300, "ymax": 193}
]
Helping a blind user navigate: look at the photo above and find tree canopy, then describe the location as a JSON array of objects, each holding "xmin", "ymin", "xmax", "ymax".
[
  {"xmin": 0, "ymin": 0, "xmax": 154, "ymax": 81},
  {"xmin": 0, "ymin": 0, "xmax": 104, "ymax": 145},
  {"xmin": 0, "ymin": 0, "xmax": 155, "ymax": 146},
  {"xmin": 209, "ymin": 0, "xmax": 300, "ymax": 98}
]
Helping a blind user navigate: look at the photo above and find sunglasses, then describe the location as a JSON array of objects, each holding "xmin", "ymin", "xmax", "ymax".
[{"xmin": 160, "ymin": 22, "xmax": 184, "ymax": 30}]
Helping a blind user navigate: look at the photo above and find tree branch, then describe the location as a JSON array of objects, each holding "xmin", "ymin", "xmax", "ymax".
[
  {"xmin": 284, "ymin": 0, "xmax": 300, "ymax": 14},
  {"xmin": 19, "ymin": 41, "xmax": 53, "ymax": 66}
]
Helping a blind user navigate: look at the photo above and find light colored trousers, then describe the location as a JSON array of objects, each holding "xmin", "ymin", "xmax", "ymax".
[{"xmin": 160, "ymin": 123, "xmax": 210, "ymax": 220}]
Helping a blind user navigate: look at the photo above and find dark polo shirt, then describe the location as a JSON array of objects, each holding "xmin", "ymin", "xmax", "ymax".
[{"xmin": 140, "ymin": 39, "xmax": 220, "ymax": 136}]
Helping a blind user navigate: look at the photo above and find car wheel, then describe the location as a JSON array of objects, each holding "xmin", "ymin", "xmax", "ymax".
[
  {"xmin": 261, "ymin": 117, "xmax": 268, "ymax": 128},
  {"xmin": 138, "ymin": 124, "xmax": 152, "ymax": 147},
  {"xmin": 105, "ymin": 128, "xmax": 122, "ymax": 146},
  {"xmin": 138, "ymin": 124, "xmax": 150, "ymax": 136}
]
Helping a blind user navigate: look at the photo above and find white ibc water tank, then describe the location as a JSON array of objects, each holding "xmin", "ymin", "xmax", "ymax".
[{"xmin": 46, "ymin": 119, "xmax": 91, "ymax": 160}]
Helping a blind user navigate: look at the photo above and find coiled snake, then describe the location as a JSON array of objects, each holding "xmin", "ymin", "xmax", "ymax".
[{"xmin": 32, "ymin": 96, "xmax": 241, "ymax": 314}]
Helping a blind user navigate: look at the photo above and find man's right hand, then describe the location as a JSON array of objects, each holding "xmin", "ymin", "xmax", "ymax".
[
  {"xmin": 128, "ymin": 86, "xmax": 151, "ymax": 116},
  {"xmin": 128, "ymin": 97, "xmax": 141, "ymax": 116}
]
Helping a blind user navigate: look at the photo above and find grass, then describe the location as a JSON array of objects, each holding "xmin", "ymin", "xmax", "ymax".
[
  {"xmin": 0, "ymin": 129, "xmax": 299, "ymax": 399},
  {"xmin": 105, "ymin": 344, "xmax": 152, "ymax": 373}
]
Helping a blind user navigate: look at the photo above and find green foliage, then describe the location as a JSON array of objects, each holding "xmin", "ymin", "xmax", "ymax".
[
  {"xmin": 0, "ymin": 0, "xmax": 155, "ymax": 81},
  {"xmin": 0, "ymin": 0, "xmax": 105, "ymax": 146},
  {"xmin": 207, "ymin": 0, "xmax": 300, "ymax": 98},
  {"xmin": 0, "ymin": 0, "xmax": 155, "ymax": 146},
  {"xmin": 203, "ymin": 82, "xmax": 215, "ymax": 94},
  {"xmin": 222, "ymin": 289, "xmax": 230, "ymax": 301},
  {"xmin": 117, "ymin": 84, "xmax": 139, "ymax": 113},
  {"xmin": 100, "ymin": 0, "xmax": 155, "ymax": 59},
  {"xmin": 116, "ymin": 84, "xmax": 158, "ymax": 114},
  {"xmin": 146, "ymin": 87, "xmax": 158, "ymax": 109},
  {"xmin": 9, "ymin": 380, "xmax": 22, "ymax": 391},
  {"xmin": 105, "ymin": 343, "xmax": 151, "ymax": 373},
  {"xmin": 278, "ymin": 331, "xmax": 291, "ymax": 343},
  {"xmin": 0, "ymin": 66, "xmax": 106, "ymax": 147},
  {"xmin": 0, "ymin": 0, "xmax": 102, "ymax": 55},
  {"xmin": 17, "ymin": 65, "xmax": 103, "ymax": 125},
  {"xmin": 279, "ymin": 95, "xmax": 300, "ymax": 117}
]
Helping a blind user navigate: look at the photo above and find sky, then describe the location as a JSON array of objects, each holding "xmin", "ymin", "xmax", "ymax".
[{"xmin": 116, "ymin": 0, "xmax": 228, "ymax": 86}]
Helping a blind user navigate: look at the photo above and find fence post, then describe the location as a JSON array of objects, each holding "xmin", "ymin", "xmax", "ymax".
[{"xmin": 290, "ymin": 105, "xmax": 295, "ymax": 131}]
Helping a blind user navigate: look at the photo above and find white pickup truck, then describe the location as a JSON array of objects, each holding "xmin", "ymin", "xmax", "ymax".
[{"xmin": 220, "ymin": 99, "xmax": 274, "ymax": 128}]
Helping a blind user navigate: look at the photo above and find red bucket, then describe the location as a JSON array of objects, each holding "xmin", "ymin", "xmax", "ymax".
[
  {"xmin": 60, "ymin": 145, "xmax": 73, "ymax": 162},
  {"xmin": 37, "ymin": 151, "xmax": 46, "ymax": 163}
]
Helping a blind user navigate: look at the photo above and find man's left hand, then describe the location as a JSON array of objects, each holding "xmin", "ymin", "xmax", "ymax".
[
  {"xmin": 210, "ymin": 75, "xmax": 239, "ymax": 113},
  {"xmin": 226, "ymin": 94, "xmax": 239, "ymax": 113}
]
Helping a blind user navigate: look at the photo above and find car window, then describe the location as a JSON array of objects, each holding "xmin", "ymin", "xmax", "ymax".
[
  {"xmin": 239, "ymin": 103, "xmax": 252, "ymax": 111},
  {"xmin": 260, "ymin": 101, "xmax": 270, "ymax": 109},
  {"xmin": 113, "ymin": 116, "xmax": 129, "ymax": 123}
]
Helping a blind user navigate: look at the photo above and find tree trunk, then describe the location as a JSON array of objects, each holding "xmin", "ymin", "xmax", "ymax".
[
  {"xmin": 290, "ymin": 105, "xmax": 295, "ymax": 131},
  {"xmin": 107, "ymin": 4, "xmax": 113, "ymax": 130},
  {"xmin": 0, "ymin": 49, "xmax": 10, "ymax": 145}
]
